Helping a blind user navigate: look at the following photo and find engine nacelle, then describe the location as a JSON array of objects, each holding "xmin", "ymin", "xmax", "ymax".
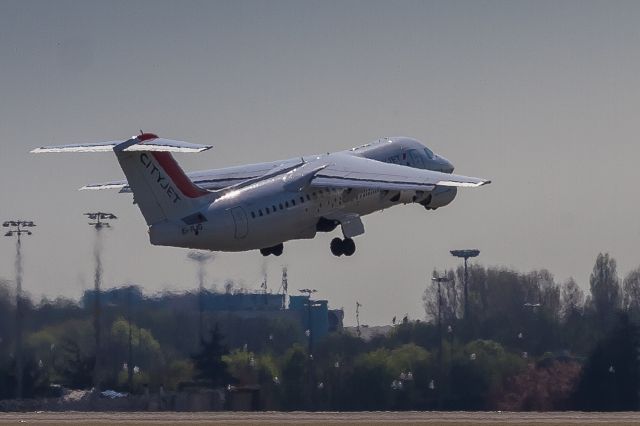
[
  {"xmin": 389, "ymin": 190, "xmax": 419, "ymax": 204},
  {"xmin": 420, "ymin": 187, "xmax": 457, "ymax": 210}
]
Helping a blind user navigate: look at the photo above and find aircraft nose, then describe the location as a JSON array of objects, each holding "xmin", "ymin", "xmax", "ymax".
[{"xmin": 437, "ymin": 155, "xmax": 454, "ymax": 173}]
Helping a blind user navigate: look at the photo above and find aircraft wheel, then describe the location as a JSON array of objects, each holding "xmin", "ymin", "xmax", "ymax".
[
  {"xmin": 260, "ymin": 248, "xmax": 270, "ymax": 256},
  {"xmin": 330, "ymin": 237, "xmax": 344, "ymax": 256},
  {"xmin": 343, "ymin": 238, "xmax": 356, "ymax": 256},
  {"xmin": 273, "ymin": 244, "xmax": 284, "ymax": 256}
]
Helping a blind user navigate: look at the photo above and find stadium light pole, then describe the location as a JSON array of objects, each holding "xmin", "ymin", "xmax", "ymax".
[
  {"xmin": 431, "ymin": 274, "xmax": 449, "ymax": 410},
  {"xmin": 299, "ymin": 288, "xmax": 317, "ymax": 410},
  {"xmin": 187, "ymin": 251, "xmax": 214, "ymax": 344},
  {"xmin": 450, "ymin": 249, "xmax": 480, "ymax": 326},
  {"xmin": 3, "ymin": 220, "xmax": 36, "ymax": 400},
  {"xmin": 85, "ymin": 211, "xmax": 117, "ymax": 389}
]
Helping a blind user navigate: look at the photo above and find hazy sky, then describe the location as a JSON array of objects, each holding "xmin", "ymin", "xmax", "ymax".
[{"xmin": 1, "ymin": 0, "xmax": 639, "ymax": 326}]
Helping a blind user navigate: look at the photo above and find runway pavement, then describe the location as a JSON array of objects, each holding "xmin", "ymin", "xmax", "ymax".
[{"xmin": 1, "ymin": 411, "xmax": 640, "ymax": 425}]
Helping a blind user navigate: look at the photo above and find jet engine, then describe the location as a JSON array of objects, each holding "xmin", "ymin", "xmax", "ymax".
[
  {"xmin": 389, "ymin": 190, "xmax": 419, "ymax": 204},
  {"xmin": 420, "ymin": 187, "xmax": 457, "ymax": 210}
]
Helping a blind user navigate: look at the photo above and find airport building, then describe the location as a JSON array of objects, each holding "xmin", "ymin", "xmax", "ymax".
[{"xmin": 82, "ymin": 286, "xmax": 343, "ymax": 339}]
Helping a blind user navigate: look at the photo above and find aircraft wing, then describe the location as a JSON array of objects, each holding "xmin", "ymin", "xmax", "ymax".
[
  {"xmin": 309, "ymin": 153, "xmax": 490, "ymax": 191},
  {"xmin": 82, "ymin": 158, "xmax": 305, "ymax": 191}
]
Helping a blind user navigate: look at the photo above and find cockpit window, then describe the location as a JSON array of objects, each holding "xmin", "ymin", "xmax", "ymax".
[
  {"xmin": 424, "ymin": 147, "xmax": 434, "ymax": 159},
  {"xmin": 409, "ymin": 149, "xmax": 426, "ymax": 168}
]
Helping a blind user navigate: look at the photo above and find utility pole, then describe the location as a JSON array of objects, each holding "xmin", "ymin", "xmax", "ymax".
[
  {"xmin": 261, "ymin": 266, "xmax": 268, "ymax": 306},
  {"xmin": 299, "ymin": 288, "xmax": 317, "ymax": 410},
  {"xmin": 3, "ymin": 220, "xmax": 36, "ymax": 400},
  {"xmin": 187, "ymin": 251, "xmax": 214, "ymax": 343},
  {"xmin": 450, "ymin": 249, "xmax": 480, "ymax": 335},
  {"xmin": 432, "ymin": 274, "xmax": 450, "ymax": 409},
  {"xmin": 355, "ymin": 302, "xmax": 362, "ymax": 338},
  {"xmin": 85, "ymin": 212, "xmax": 116, "ymax": 389},
  {"xmin": 127, "ymin": 285, "xmax": 134, "ymax": 392}
]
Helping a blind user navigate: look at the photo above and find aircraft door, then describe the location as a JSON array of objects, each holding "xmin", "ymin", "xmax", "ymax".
[{"xmin": 229, "ymin": 206, "xmax": 248, "ymax": 239}]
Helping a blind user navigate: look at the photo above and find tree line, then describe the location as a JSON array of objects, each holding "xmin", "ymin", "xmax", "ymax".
[{"xmin": 1, "ymin": 252, "xmax": 640, "ymax": 410}]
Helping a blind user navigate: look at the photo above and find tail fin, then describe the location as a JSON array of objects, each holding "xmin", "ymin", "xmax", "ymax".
[{"xmin": 32, "ymin": 133, "xmax": 214, "ymax": 225}]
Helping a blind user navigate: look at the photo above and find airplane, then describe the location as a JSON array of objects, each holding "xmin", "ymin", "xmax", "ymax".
[{"xmin": 32, "ymin": 133, "xmax": 490, "ymax": 257}]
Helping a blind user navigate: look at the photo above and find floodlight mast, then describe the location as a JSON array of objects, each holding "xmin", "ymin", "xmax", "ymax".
[
  {"xmin": 187, "ymin": 251, "xmax": 214, "ymax": 343},
  {"xmin": 299, "ymin": 288, "xmax": 317, "ymax": 409},
  {"xmin": 84, "ymin": 212, "xmax": 117, "ymax": 229},
  {"xmin": 85, "ymin": 211, "xmax": 116, "ymax": 389},
  {"xmin": 450, "ymin": 249, "xmax": 480, "ymax": 330},
  {"xmin": 3, "ymin": 220, "xmax": 36, "ymax": 399},
  {"xmin": 432, "ymin": 274, "xmax": 450, "ymax": 408},
  {"xmin": 299, "ymin": 288, "xmax": 317, "ymax": 348}
]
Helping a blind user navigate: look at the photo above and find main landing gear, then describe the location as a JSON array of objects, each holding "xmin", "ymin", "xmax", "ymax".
[
  {"xmin": 260, "ymin": 243, "xmax": 283, "ymax": 256},
  {"xmin": 330, "ymin": 237, "xmax": 356, "ymax": 257}
]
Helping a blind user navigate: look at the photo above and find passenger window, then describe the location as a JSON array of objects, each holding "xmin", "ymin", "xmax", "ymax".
[
  {"xmin": 279, "ymin": 203, "xmax": 283, "ymax": 210},
  {"xmin": 259, "ymin": 210, "xmax": 263, "ymax": 217},
  {"xmin": 300, "ymin": 197, "xmax": 304, "ymax": 203},
  {"xmin": 306, "ymin": 194, "xmax": 311, "ymax": 200},
  {"xmin": 251, "ymin": 212, "xmax": 255, "ymax": 219},
  {"xmin": 292, "ymin": 199, "xmax": 296, "ymax": 206},
  {"xmin": 266, "ymin": 207, "xmax": 270, "ymax": 214},
  {"xmin": 285, "ymin": 201, "xmax": 289, "ymax": 207}
]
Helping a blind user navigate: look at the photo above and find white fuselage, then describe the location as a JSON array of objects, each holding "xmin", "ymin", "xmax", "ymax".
[{"xmin": 149, "ymin": 138, "xmax": 456, "ymax": 252}]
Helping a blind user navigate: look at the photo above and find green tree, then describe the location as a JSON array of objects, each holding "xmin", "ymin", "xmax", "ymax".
[
  {"xmin": 574, "ymin": 313, "xmax": 640, "ymax": 411},
  {"xmin": 448, "ymin": 340, "xmax": 525, "ymax": 410},
  {"xmin": 623, "ymin": 267, "xmax": 640, "ymax": 315},
  {"xmin": 58, "ymin": 338, "xmax": 95, "ymax": 389},
  {"xmin": 589, "ymin": 253, "xmax": 621, "ymax": 326},
  {"xmin": 280, "ymin": 344, "xmax": 307, "ymax": 410},
  {"xmin": 561, "ymin": 278, "xmax": 584, "ymax": 318},
  {"xmin": 191, "ymin": 324, "xmax": 231, "ymax": 388},
  {"xmin": 163, "ymin": 359, "xmax": 194, "ymax": 391},
  {"xmin": 348, "ymin": 348, "xmax": 395, "ymax": 410}
]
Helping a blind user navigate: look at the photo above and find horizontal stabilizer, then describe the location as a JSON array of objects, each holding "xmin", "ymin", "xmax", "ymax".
[
  {"xmin": 31, "ymin": 142, "xmax": 119, "ymax": 153},
  {"xmin": 122, "ymin": 138, "xmax": 211, "ymax": 153},
  {"xmin": 31, "ymin": 134, "xmax": 212, "ymax": 154},
  {"xmin": 80, "ymin": 181, "xmax": 128, "ymax": 191}
]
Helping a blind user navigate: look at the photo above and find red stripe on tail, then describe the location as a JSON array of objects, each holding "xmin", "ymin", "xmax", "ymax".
[{"xmin": 151, "ymin": 152, "xmax": 209, "ymax": 198}]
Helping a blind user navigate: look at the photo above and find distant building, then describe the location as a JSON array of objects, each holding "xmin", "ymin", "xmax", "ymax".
[
  {"xmin": 289, "ymin": 296, "xmax": 331, "ymax": 341},
  {"xmin": 82, "ymin": 286, "xmax": 343, "ymax": 339},
  {"xmin": 81, "ymin": 285, "xmax": 144, "ymax": 308}
]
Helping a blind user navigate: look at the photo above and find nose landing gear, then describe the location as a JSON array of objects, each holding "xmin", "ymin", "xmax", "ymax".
[
  {"xmin": 330, "ymin": 237, "xmax": 356, "ymax": 257},
  {"xmin": 260, "ymin": 243, "xmax": 283, "ymax": 256}
]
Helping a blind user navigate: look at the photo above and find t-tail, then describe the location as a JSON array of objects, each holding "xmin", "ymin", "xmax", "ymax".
[{"xmin": 31, "ymin": 133, "xmax": 214, "ymax": 225}]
